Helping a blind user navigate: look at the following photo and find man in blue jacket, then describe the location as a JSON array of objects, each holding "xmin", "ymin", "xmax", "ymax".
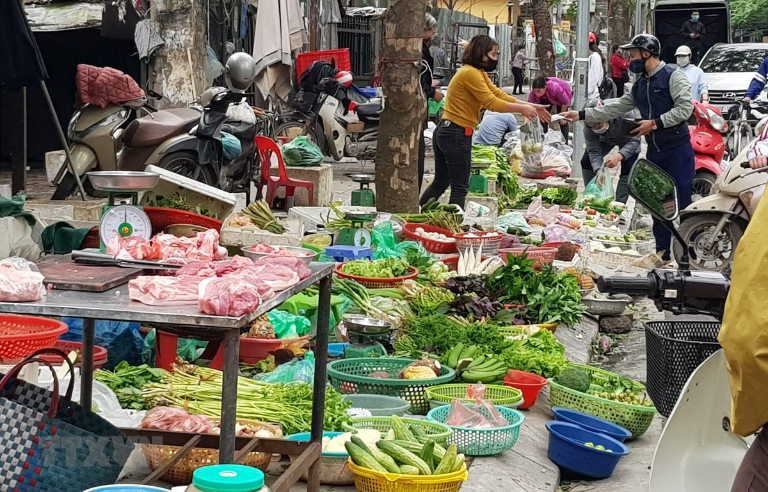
[
  {"xmin": 744, "ymin": 56, "xmax": 768, "ymax": 102},
  {"xmin": 562, "ymin": 34, "xmax": 694, "ymax": 260}
]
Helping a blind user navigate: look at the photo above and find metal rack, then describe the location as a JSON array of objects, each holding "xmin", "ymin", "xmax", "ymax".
[{"xmin": 0, "ymin": 262, "xmax": 335, "ymax": 491}]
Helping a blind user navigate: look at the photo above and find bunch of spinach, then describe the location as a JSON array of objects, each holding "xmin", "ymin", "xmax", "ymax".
[
  {"xmin": 94, "ymin": 361, "xmax": 167, "ymax": 410},
  {"xmin": 402, "ymin": 314, "xmax": 467, "ymax": 354},
  {"xmin": 486, "ymin": 253, "xmax": 585, "ymax": 326},
  {"xmin": 500, "ymin": 329, "xmax": 569, "ymax": 378}
]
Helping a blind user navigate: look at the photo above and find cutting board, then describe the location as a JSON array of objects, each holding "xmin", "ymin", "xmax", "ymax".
[{"xmin": 36, "ymin": 254, "xmax": 144, "ymax": 292}]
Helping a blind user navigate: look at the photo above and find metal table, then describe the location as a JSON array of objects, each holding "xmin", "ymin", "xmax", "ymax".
[{"xmin": 0, "ymin": 262, "xmax": 334, "ymax": 490}]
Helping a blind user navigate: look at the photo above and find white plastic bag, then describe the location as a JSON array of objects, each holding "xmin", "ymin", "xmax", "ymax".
[
  {"xmin": 0, "ymin": 257, "xmax": 45, "ymax": 302},
  {"xmin": 226, "ymin": 101, "xmax": 256, "ymax": 124}
]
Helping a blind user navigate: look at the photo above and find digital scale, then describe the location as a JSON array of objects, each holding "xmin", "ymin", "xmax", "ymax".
[
  {"xmin": 345, "ymin": 173, "xmax": 376, "ymax": 207},
  {"xmin": 336, "ymin": 212, "xmax": 376, "ymax": 247},
  {"xmin": 343, "ymin": 315, "xmax": 391, "ymax": 358},
  {"xmin": 86, "ymin": 171, "xmax": 160, "ymax": 252}
]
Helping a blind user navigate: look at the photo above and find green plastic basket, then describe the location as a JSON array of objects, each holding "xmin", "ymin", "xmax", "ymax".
[
  {"xmin": 426, "ymin": 404, "xmax": 525, "ymax": 456},
  {"xmin": 425, "ymin": 384, "xmax": 523, "ymax": 411},
  {"xmin": 548, "ymin": 364, "xmax": 657, "ymax": 439},
  {"xmin": 327, "ymin": 358, "xmax": 456, "ymax": 415},
  {"xmin": 343, "ymin": 394, "xmax": 411, "ymax": 416},
  {"xmin": 342, "ymin": 416, "xmax": 453, "ymax": 445}
]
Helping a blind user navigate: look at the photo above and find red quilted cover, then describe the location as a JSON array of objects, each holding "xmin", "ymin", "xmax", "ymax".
[{"xmin": 76, "ymin": 64, "xmax": 145, "ymax": 108}]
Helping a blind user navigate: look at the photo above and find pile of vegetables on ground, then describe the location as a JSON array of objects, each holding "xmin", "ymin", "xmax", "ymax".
[{"xmin": 554, "ymin": 366, "xmax": 654, "ymax": 407}]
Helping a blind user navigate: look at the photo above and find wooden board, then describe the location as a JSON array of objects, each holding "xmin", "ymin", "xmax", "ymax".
[{"xmin": 35, "ymin": 254, "xmax": 144, "ymax": 292}]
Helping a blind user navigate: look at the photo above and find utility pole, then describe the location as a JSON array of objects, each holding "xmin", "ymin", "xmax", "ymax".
[{"xmin": 570, "ymin": 0, "xmax": 591, "ymax": 179}]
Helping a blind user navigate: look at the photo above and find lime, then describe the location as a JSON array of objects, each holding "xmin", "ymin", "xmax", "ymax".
[
  {"xmin": 585, "ymin": 442, "xmax": 595, "ymax": 448},
  {"xmin": 606, "ymin": 449, "xmax": 613, "ymax": 453},
  {"xmin": 595, "ymin": 445, "xmax": 606, "ymax": 451}
]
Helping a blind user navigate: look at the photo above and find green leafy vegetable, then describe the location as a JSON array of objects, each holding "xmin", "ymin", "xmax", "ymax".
[
  {"xmin": 94, "ymin": 361, "xmax": 168, "ymax": 410},
  {"xmin": 340, "ymin": 258, "xmax": 410, "ymax": 278},
  {"xmin": 145, "ymin": 194, "xmax": 217, "ymax": 218},
  {"xmin": 540, "ymin": 187, "xmax": 578, "ymax": 207},
  {"xmin": 403, "ymin": 314, "xmax": 467, "ymax": 354},
  {"xmin": 500, "ymin": 330, "xmax": 569, "ymax": 378}
]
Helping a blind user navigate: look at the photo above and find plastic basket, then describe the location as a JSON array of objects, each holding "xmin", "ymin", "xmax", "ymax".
[
  {"xmin": 403, "ymin": 223, "xmax": 457, "ymax": 254},
  {"xmin": 0, "ymin": 314, "xmax": 69, "ymax": 360},
  {"xmin": 327, "ymin": 358, "xmax": 456, "ymax": 415},
  {"xmin": 284, "ymin": 431, "xmax": 354, "ymax": 485},
  {"xmin": 348, "ymin": 459, "xmax": 468, "ymax": 492},
  {"xmin": 38, "ymin": 340, "xmax": 108, "ymax": 369},
  {"xmin": 503, "ymin": 370, "xmax": 548, "ymax": 410},
  {"xmin": 342, "ymin": 416, "xmax": 453, "ymax": 445},
  {"xmin": 295, "ymin": 49, "xmax": 352, "ymax": 78},
  {"xmin": 644, "ymin": 321, "xmax": 722, "ymax": 418},
  {"xmin": 239, "ymin": 335, "xmax": 310, "ymax": 364},
  {"xmin": 425, "ymin": 384, "xmax": 523, "ymax": 410},
  {"xmin": 426, "ymin": 404, "xmax": 525, "ymax": 456},
  {"xmin": 546, "ymin": 421, "xmax": 629, "ymax": 479},
  {"xmin": 143, "ymin": 207, "xmax": 223, "ymax": 235},
  {"xmin": 453, "ymin": 232, "xmax": 503, "ymax": 256},
  {"xmin": 343, "ymin": 394, "xmax": 411, "ymax": 416},
  {"xmin": 334, "ymin": 265, "xmax": 420, "ymax": 289},
  {"xmin": 499, "ymin": 246, "xmax": 558, "ymax": 270},
  {"xmin": 548, "ymin": 364, "xmax": 656, "ymax": 439}
]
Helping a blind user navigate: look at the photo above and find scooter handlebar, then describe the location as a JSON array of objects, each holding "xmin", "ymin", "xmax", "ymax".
[{"xmin": 597, "ymin": 275, "xmax": 656, "ymax": 297}]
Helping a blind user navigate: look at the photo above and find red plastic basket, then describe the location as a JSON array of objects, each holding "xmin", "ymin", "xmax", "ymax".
[
  {"xmin": 499, "ymin": 247, "xmax": 558, "ymax": 271},
  {"xmin": 240, "ymin": 336, "xmax": 310, "ymax": 365},
  {"xmin": 0, "ymin": 315, "xmax": 69, "ymax": 359},
  {"xmin": 143, "ymin": 207, "xmax": 224, "ymax": 236},
  {"xmin": 334, "ymin": 264, "xmax": 419, "ymax": 289},
  {"xmin": 295, "ymin": 49, "xmax": 351, "ymax": 78},
  {"xmin": 39, "ymin": 340, "xmax": 109, "ymax": 369},
  {"xmin": 503, "ymin": 370, "xmax": 548, "ymax": 410},
  {"xmin": 403, "ymin": 223, "xmax": 457, "ymax": 254},
  {"xmin": 439, "ymin": 256, "xmax": 491, "ymax": 273}
]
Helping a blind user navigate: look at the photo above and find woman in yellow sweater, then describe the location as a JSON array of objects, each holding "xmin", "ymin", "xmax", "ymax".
[{"xmin": 420, "ymin": 35, "xmax": 550, "ymax": 207}]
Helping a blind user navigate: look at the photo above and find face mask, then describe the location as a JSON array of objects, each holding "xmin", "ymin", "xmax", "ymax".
[
  {"xmin": 692, "ymin": 15, "xmax": 699, "ymax": 21},
  {"xmin": 677, "ymin": 56, "xmax": 690, "ymax": 67},
  {"xmin": 484, "ymin": 58, "xmax": 499, "ymax": 72},
  {"xmin": 592, "ymin": 125, "xmax": 610, "ymax": 135},
  {"xmin": 629, "ymin": 58, "xmax": 646, "ymax": 74}
]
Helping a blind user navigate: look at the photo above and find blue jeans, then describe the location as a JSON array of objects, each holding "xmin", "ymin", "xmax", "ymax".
[
  {"xmin": 647, "ymin": 142, "xmax": 695, "ymax": 259},
  {"xmin": 420, "ymin": 121, "xmax": 473, "ymax": 207}
]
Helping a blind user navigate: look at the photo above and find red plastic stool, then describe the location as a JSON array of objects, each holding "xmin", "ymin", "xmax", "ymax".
[
  {"xmin": 255, "ymin": 136, "xmax": 315, "ymax": 208},
  {"xmin": 155, "ymin": 331, "xmax": 225, "ymax": 371}
]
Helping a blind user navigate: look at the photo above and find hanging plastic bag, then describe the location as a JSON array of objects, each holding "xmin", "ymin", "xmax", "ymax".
[
  {"xmin": 520, "ymin": 121, "xmax": 545, "ymax": 177},
  {"xmin": 220, "ymin": 132, "xmax": 242, "ymax": 160},
  {"xmin": 554, "ymin": 36, "xmax": 568, "ymax": 59},
  {"xmin": 226, "ymin": 102, "xmax": 256, "ymax": 124},
  {"xmin": 281, "ymin": 135, "xmax": 324, "ymax": 167},
  {"xmin": 255, "ymin": 352, "xmax": 315, "ymax": 385},
  {"xmin": 268, "ymin": 309, "xmax": 311, "ymax": 338},
  {"xmin": 205, "ymin": 46, "xmax": 225, "ymax": 87},
  {"xmin": 583, "ymin": 166, "xmax": 615, "ymax": 207}
]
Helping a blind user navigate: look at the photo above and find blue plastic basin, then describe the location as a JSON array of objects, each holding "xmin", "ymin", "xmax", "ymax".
[
  {"xmin": 552, "ymin": 407, "xmax": 632, "ymax": 442},
  {"xmin": 546, "ymin": 421, "xmax": 629, "ymax": 479},
  {"xmin": 328, "ymin": 343, "xmax": 349, "ymax": 357}
]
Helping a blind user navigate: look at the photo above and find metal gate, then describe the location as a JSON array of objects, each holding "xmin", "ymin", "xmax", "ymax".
[{"xmin": 338, "ymin": 15, "xmax": 375, "ymax": 85}]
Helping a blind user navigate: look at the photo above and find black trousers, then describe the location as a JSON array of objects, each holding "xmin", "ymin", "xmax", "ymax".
[
  {"xmin": 612, "ymin": 77, "xmax": 625, "ymax": 98},
  {"xmin": 512, "ymin": 67, "xmax": 524, "ymax": 95},
  {"xmin": 418, "ymin": 122, "xmax": 426, "ymax": 192},
  {"xmin": 419, "ymin": 121, "xmax": 472, "ymax": 208}
]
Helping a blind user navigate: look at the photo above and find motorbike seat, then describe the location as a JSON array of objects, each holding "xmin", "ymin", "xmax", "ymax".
[
  {"xmin": 356, "ymin": 101, "xmax": 382, "ymax": 122},
  {"xmin": 122, "ymin": 108, "xmax": 200, "ymax": 147},
  {"xmin": 221, "ymin": 120, "xmax": 257, "ymax": 141}
]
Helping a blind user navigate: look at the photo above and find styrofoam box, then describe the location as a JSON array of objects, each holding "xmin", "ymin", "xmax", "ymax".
[
  {"xmin": 220, "ymin": 217, "xmax": 305, "ymax": 247},
  {"xmin": 288, "ymin": 206, "xmax": 378, "ymax": 232},
  {"xmin": 0, "ymin": 216, "xmax": 34, "ymax": 258},
  {"xmin": 140, "ymin": 165, "xmax": 238, "ymax": 220}
]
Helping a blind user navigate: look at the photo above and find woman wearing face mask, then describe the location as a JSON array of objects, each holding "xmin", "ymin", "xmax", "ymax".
[
  {"xmin": 588, "ymin": 32, "xmax": 606, "ymax": 100},
  {"xmin": 561, "ymin": 34, "xmax": 695, "ymax": 261},
  {"xmin": 580, "ymin": 99, "xmax": 641, "ymax": 203},
  {"xmin": 680, "ymin": 10, "xmax": 705, "ymax": 64},
  {"xmin": 420, "ymin": 35, "xmax": 550, "ymax": 208},
  {"xmin": 675, "ymin": 45, "xmax": 708, "ymax": 102}
]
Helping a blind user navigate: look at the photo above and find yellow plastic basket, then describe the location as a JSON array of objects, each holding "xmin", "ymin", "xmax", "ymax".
[{"xmin": 347, "ymin": 459, "xmax": 469, "ymax": 492}]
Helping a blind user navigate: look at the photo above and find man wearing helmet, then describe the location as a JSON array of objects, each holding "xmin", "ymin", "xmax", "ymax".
[
  {"xmin": 562, "ymin": 34, "xmax": 694, "ymax": 260},
  {"xmin": 675, "ymin": 45, "xmax": 708, "ymax": 103},
  {"xmin": 580, "ymin": 99, "xmax": 641, "ymax": 203}
]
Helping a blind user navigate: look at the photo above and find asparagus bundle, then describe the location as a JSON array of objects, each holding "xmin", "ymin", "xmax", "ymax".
[{"xmin": 241, "ymin": 202, "xmax": 286, "ymax": 234}]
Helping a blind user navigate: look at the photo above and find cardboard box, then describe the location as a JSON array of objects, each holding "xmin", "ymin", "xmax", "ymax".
[{"xmin": 219, "ymin": 217, "xmax": 305, "ymax": 248}]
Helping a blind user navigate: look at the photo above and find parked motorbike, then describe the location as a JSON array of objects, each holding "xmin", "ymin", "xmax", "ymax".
[
  {"xmin": 598, "ymin": 158, "xmax": 746, "ymax": 492},
  {"xmin": 690, "ymin": 100, "xmax": 728, "ymax": 200},
  {"xmin": 52, "ymin": 92, "xmax": 157, "ymax": 200},
  {"xmin": 671, "ymin": 116, "xmax": 768, "ymax": 272},
  {"xmin": 117, "ymin": 53, "xmax": 260, "ymax": 195}
]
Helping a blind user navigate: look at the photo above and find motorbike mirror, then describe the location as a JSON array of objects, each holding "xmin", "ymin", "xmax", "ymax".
[
  {"xmin": 628, "ymin": 158, "xmax": 680, "ymax": 222},
  {"xmin": 146, "ymin": 89, "xmax": 163, "ymax": 100}
]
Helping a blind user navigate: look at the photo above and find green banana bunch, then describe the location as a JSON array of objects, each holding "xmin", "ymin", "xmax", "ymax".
[
  {"xmin": 445, "ymin": 343, "xmax": 479, "ymax": 369},
  {"xmin": 460, "ymin": 355, "xmax": 507, "ymax": 383},
  {"xmin": 421, "ymin": 198, "xmax": 461, "ymax": 215}
]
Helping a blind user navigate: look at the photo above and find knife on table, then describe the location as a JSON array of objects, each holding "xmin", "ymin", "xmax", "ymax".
[{"xmin": 71, "ymin": 250, "xmax": 182, "ymax": 270}]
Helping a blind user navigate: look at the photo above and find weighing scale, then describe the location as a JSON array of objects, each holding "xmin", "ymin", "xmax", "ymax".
[
  {"xmin": 345, "ymin": 173, "xmax": 376, "ymax": 207},
  {"xmin": 336, "ymin": 212, "xmax": 377, "ymax": 247},
  {"xmin": 343, "ymin": 315, "xmax": 391, "ymax": 358},
  {"xmin": 86, "ymin": 171, "xmax": 160, "ymax": 252},
  {"xmin": 469, "ymin": 161, "xmax": 491, "ymax": 194}
]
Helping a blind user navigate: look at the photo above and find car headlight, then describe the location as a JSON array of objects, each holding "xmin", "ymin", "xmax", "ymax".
[{"xmin": 708, "ymin": 109, "xmax": 725, "ymax": 132}]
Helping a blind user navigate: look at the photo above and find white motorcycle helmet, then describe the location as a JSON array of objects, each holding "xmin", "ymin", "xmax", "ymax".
[{"xmin": 225, "ymin": 52, "xmax": 257, "ymax": 93}]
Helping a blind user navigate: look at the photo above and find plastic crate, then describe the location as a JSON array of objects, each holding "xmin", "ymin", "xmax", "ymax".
[
  {"xmin": 644, "ymin": 321, "xmax": 722, "ymax": 418},
  {"xmin": 296, "ymin": 49, "xmax": 351, "ymax": 78}
]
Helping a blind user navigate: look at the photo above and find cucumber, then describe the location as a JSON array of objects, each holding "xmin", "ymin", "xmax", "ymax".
[
  {"xmin": 345, "ymin": 442, "xmax": 388, "ymax": 473},
  {"xmin": 390, "ymin": 415, "xmax": 416, "ymax": 442},
  {"xmin": 410, "ymin": 424, "xmax": 427, "ymax": 440},
  {"xmin": 377, "ymin": 440, "xmax": 432, "ymax": 476},
  {"xmin": 420, "ymin": 440, "xmax": 436, "ymax": 473},
  {"xmin": 385, "ymin": 429, "xmax": 396, "ymax": 440},
  {"xmin": 399, "ymin": 465, "xmax": 420, "ymax": 475},
  {"xmin": 350, "ymin": 436, "xmax": 400, "ymax": 474},
  {"xmin": 389, "ymin": 440, "xmax": 447, "ymax": 461},
  {"xmin": 434, "ymin": 444, "xmax": 458, "ymax": 475},
  {"xmin": 453, "ymin": 454, "xmax": 466, "ymax": 473}
]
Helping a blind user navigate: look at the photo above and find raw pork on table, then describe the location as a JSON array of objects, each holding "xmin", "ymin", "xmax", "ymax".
[
  {"xmin": 198, "ymin": 276, "xmax": 274, "ymax": 316},
  {"xmin": 0, "ymin": 258, "xmax": 45, "ymax": 302},
  {"xmin": 107, "ymin": 229, "xmax": 227, "ymax": 262},
  {"xmin": 253, "ymin": 256, "xmax": 311, "ymax": 280},
  {"xmin": 128, "ymin": 275, "xmax": 204, "ymax": 305}
]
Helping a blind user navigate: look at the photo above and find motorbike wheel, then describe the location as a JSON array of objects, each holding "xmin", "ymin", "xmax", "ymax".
[
  {"xmin": 158, "ymin": 151, "xmax": 217, "ymax": 187},
  {"xmin": 672, "ymin": 213, "xmax": 745, "ymax": 273},
  {"xmin": 51, "ymin": 174, "xmax": 105, "ymax": 200},
  {"xmin": 274, "ymin": 121, "xmax": 326, "ymax": 153},
  {"xmin": 692, "ymin": 171, "xmax": 717, "ymax": 202}
]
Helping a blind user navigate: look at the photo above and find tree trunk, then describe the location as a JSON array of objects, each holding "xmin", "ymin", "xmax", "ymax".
[
  {"xmin": 531, "ymin": 0, "xmax": 556, "ymax": 77},
  {"xmin": 374, "ymin": 0, "xmax": 429, "ymax": 213},
  {"xmin": 609, "ymin": 0, "xmax": 628, "ymax": 48}
]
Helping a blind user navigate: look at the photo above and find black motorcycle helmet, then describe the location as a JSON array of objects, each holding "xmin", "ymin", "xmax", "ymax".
[{"xmin": 620, "ymin": 34, "xmax": 661, "ymax": 57}]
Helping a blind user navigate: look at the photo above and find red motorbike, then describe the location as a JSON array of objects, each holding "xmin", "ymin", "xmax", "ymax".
[{"xmin": 690, "ymin": 100, "xmax": 728, "ymax": 199}]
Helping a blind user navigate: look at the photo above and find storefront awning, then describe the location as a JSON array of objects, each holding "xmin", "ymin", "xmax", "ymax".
[{"xmin": 25, "ymin": 2, "xmax": 103, "ymax": 32}]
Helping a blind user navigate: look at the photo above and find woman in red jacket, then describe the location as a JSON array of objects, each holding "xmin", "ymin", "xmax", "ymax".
[{"xmin": 610, "ymin": 45, "xmax": 630, "ymax": 97}]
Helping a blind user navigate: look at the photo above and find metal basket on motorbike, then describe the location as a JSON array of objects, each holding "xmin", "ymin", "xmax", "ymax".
[
  {"xmin": 287, "ymin": 91, "xmax": 319, "ymax": 112},
  {"xmin": 644, "ymin": 321, "xmax": 722, "ymax": 418},
  {"xmin": 548, "ymin": 364, "xmax": 656, "ymax": 439}
]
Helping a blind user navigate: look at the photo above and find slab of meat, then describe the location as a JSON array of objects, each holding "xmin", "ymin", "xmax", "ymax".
[
  {"xmin": 198, "ymin": 277, "xmax": 263, "ymax": 316},
  {"xmin": 174, "ymin": 261, "xmax": 216, "ymax": 278},
  {"xmin": 128, "ymin": 275, "xmax": 203, "ymax": 306},
  {"xmin": 212, "ymin": 255, "xmax": 255, "ymax": 276},
  {"xmin": 253, "ymin": 256, "xmax": 312, "ymax": 280},
  {"xmin": 0, "ymin": 260, "xmax": 45, "ymax": 302},
  {"xmin": 108, "ymin": 229, "xmax": 227, "ymax": 263},
  {"xmin": 243, "ymin": 263, "xmax": 301, "ymax": 292}
]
